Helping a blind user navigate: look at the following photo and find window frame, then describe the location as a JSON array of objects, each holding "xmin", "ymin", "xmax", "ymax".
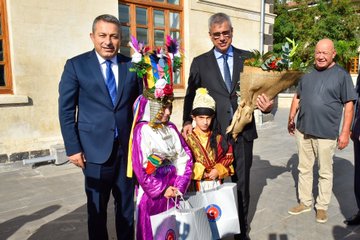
[
  {"xmin": 119, "ymin": 0, "xmax": 184, "ymax": 89},
  {"xmin": 0, "ymin": 0, "xmax": 12, "ymax": 94},
  {"xmin": 347, "ymin": 56, "xmax": 359, "ymax": 74}
]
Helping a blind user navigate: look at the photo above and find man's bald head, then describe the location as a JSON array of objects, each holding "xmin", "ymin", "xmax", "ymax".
[{"xmin": 314, "ymin": 38, "xmax": 336, "ymax": 70}]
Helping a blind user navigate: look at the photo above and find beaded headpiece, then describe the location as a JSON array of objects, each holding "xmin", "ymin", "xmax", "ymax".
[
  {"xmin": 127, "ymin": 36, "xmax": 183, "ymax": 177},
  {"xmin": 129, "ymin": 35, "xmax": 182, "ymax": 128}
]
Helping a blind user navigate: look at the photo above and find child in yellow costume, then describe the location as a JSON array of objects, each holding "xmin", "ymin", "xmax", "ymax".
[{"xmin": 186, "ymin": 88, "xmax": 234, "ymax": 191}]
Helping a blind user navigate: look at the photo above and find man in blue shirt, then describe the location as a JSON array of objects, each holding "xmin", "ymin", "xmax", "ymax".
[{"xmin": 287, "ymin": 38, "xmax": 356, "ymax": 223}]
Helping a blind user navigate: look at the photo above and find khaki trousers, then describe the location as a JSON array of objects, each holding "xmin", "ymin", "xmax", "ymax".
[{"xmin": 295, "ymin": 129, "xmax": 337, "ymax": 210}]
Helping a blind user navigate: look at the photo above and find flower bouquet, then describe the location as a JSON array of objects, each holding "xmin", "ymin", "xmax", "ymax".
[{"xmin": 227, "ymin": 39, "xmax": 305, "ymax": 140}]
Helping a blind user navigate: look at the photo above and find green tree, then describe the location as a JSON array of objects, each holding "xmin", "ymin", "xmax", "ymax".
[{"xmin": 274, "ymin": 0, "xmax": 360, "ymax": 69}]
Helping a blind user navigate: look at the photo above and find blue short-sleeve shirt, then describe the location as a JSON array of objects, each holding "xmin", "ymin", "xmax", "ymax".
[{"xmin": 296, "ymin": 63, "xmax": 356, "ymax": 139}]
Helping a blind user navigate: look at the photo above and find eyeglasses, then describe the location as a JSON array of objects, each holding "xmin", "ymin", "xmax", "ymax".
[{"xmin": 210, "ymin": 30, "xmax": 232, "ymax": 40}]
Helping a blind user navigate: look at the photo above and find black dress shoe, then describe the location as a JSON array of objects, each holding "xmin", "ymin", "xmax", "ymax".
[
  {"xmin": 234, "ymin": 233, "xmax": 251, "ymax": 240},
  {"xmin": 344, "ymin": 213, "xmax": 360, "ymax": 225}
]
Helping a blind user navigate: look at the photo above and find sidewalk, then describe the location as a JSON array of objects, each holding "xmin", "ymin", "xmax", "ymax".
[
  {"xmin": 0, "ymin": 107, "xmax": 359, "ymax": 240},
  {"xmin": 250, "ymin": 108, "xmax": 360, "ymax": 240}
]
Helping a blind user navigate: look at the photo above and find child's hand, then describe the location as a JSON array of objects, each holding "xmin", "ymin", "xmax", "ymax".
[
  {"xmin": 207, "ymin": 169, "xmax": 219, "ymax": 180},
  {"xmin": 181, "ymin": 123, "xmax": 193, "ymax": 140},
  {"xmin": 164, "ymin": 186, "xmax": 179, "ymax": 199}
]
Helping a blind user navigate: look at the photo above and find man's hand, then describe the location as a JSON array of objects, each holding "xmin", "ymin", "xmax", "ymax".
[
  {"xmin": 181, "ymin": 122, "xmax": 193, "ymax": 140},
  {"xmin": 338, "ymin": 101, "xmax": 354, "ymax": 150},
  {"xmin": 68, "ymin": 152, "xmax": 86, "ymax": 169},
  {"xmin": 256, "ymin": 93, "xmax": 274, "ymax": 113},
  {"xmin": 288, "ymin": 118, "xmax": 296, "ymax": 135},
  {"xmin": 338, "ymin": 131, "xmax": 350, "ymax": 150}
]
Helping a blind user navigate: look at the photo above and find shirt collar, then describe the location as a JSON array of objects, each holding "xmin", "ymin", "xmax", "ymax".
[
  {"xmin": 94, "ymin": 51, "xmax": 117, "ymax": 65},
  {"xmin": 214, "ymin": 46, "xmax": 233, "ymax": 59}
]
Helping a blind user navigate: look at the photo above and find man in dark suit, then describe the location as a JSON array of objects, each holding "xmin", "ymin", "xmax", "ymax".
[
  {"xmin": 182, "ymin": 12, "xmax": 273, "ymax": 240},
  {"xmin": 58, "ymin": 14, "xmax": 142, "ymax": 240},
  {"xmin": 345, "ymin": 72, "xmax": 360, "ymax": 225}
]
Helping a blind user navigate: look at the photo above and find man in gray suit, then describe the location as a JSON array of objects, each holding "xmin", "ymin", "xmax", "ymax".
[
  {"xmin": 182, "ymin": 12, "xmax": 273, "ymax": 240},
  {"xmin": 58, "ymin": 14, "xmax": 142, "ymax": 240}
]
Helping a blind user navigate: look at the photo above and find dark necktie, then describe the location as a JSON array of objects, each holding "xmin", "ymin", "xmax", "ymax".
[
  {"xmin": 105, "ymin": 60, "xmax": 118, "ymax": 138},
  {"xmin": 105, "ymin": 60, "xmax": 117, "ymax": 106},
  {"xmin": 223, "ymin": 54, "xmax": 232, "ymax": 92}
]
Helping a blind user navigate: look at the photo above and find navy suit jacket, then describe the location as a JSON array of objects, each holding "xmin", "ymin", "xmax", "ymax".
[
  {"xmin": 183, "ymin": 46, "xmax": 258, "ymax": 141},
  {"xmin": 59, "ymin": 50, "xmax": 142, "ymax": 164}
]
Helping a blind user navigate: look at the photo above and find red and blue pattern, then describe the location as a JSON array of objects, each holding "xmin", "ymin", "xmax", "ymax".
[
  {"xmin": 205, "ymin": 204, "xmax": 222, "ymax": 222},
  {"xmin": 165, "ymin": 229, "xmax": 176, "ymax": 240}
]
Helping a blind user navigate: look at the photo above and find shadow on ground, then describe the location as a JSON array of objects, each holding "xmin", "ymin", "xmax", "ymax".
[
  {"xmin": 248, "ymin": 155, "xmax": 289, "ymax": 224},
  {"xmin": 0, "ymin": 205, "xmax": 61, "ymax": 240},
  {"xmin": 27, "ymin": 205, "xmax": 88, "ymax": 240},
  {"xmin": 0, "ymin": 203, "xmax": 118, "ymax": 240},
  {"xmin": 249, "ymin": 152, "xmax": 360, "ymax": 240}
]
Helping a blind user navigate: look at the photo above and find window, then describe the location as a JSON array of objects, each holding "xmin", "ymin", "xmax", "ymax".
[
  {"xmin": 347, "ymin": 56, "xmax": 359, "ymax": 74},
  {"xmin": 119, "ymin": 0, "xmax": 183, "ymax": 88},
  {"xmin": 0, "ymin": 0, "xmax": 12, "ymax": 94}
]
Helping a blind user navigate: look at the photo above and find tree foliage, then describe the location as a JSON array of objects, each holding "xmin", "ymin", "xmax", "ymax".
[{"xmin": 274, "ymin": 0, "xmax": 360, "ymax": 68}]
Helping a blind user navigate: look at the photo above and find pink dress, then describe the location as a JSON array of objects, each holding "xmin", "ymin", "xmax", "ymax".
[{"xmin": 131, "ymin": 96, "xmax": 193, "ymax": 240}]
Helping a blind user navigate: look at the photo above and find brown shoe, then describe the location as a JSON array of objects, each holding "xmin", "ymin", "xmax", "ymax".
[
  {"xmin": 316, "ymin": 209, "xmax": 328, "ymax": 223},
  {"xmin": 288, "ymin": 203, "xmax": 311, "ymax": 215}
]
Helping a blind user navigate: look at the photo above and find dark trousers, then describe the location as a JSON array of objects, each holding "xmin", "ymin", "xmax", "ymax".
[
  {"xmin": 83, "ymin": 140, "xmax": 134, "ymax": 240},
  {"xmin": 354, "ymin": 139, "xmax": 360, "ymax": 211},
  {"xmin": 231, "ymin": 136, "xmax": 253, "ymax": 238}
]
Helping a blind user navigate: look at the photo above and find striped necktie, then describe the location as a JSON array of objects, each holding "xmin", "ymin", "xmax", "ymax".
[
  {"xmin": 105, "ymin": 60, "xmax": 118, "ymax": 138},
  {"xmin": 105, "ymin": 60, "xmax": 117, "ymax": 106},
  {"xmin": 223, "ymin": 54, "xmax": 232, "ymax": 92}
]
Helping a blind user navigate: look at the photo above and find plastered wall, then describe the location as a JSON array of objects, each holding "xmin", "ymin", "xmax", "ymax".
[{"xmin": 0, "ymin": 0, "xmax": 274, "ymax": 161}]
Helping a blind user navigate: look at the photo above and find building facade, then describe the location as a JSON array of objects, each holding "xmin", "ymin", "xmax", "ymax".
[{"xmin": 0, "ymin": 0, "xmax": 276, "ymax": 163}]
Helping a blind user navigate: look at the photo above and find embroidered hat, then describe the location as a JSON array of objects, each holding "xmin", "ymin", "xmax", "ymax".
[{"xmin": 192, "ymin": 88, "xmax": 216, "ymax": 116}]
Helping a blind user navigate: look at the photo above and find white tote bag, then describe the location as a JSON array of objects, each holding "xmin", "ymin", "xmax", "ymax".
[
  {"xmin": 150, "ymin": 206, "xmax": 179, "ymax": 240},
  {"xmin": 175, "ymin": 199, "xmax": 213, "ymax": 240},
  {"xmin": 186, "ymin": 182, "xmax": 240, "ymax": 239}
]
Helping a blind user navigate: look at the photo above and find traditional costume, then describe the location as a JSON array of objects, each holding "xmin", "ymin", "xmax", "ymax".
[
  {"xmin": 127, "ymin": 36, "xmax": 193, "ymax": 240},
  {"xmin": 186, "ymin": 88, "xmax": 234, "ymax": 191}
]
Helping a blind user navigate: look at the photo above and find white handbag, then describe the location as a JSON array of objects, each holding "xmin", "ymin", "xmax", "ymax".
[
  {"xmin": 150, "ymin": 204, "xmax": 179, "ymax": 240},
  {"xmin": 186, "ymin": 182, "xmax": 240, "ymax": 239},
  {"xmin": 175, "ymin": 198, "xmax": 213, "ymax": 240},
  {"xmin": 150, "ymin": 196, "xmax": 213, "ymax": 240}
]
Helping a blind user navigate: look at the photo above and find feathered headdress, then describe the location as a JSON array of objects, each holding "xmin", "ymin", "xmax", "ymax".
[
  {"xmin": 126, "ymin": 37, "xmax": 183, "ymax": 177},
  {"xmin": 129, "ymin": 35, "xmax": 183, "ymax": 128}
]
